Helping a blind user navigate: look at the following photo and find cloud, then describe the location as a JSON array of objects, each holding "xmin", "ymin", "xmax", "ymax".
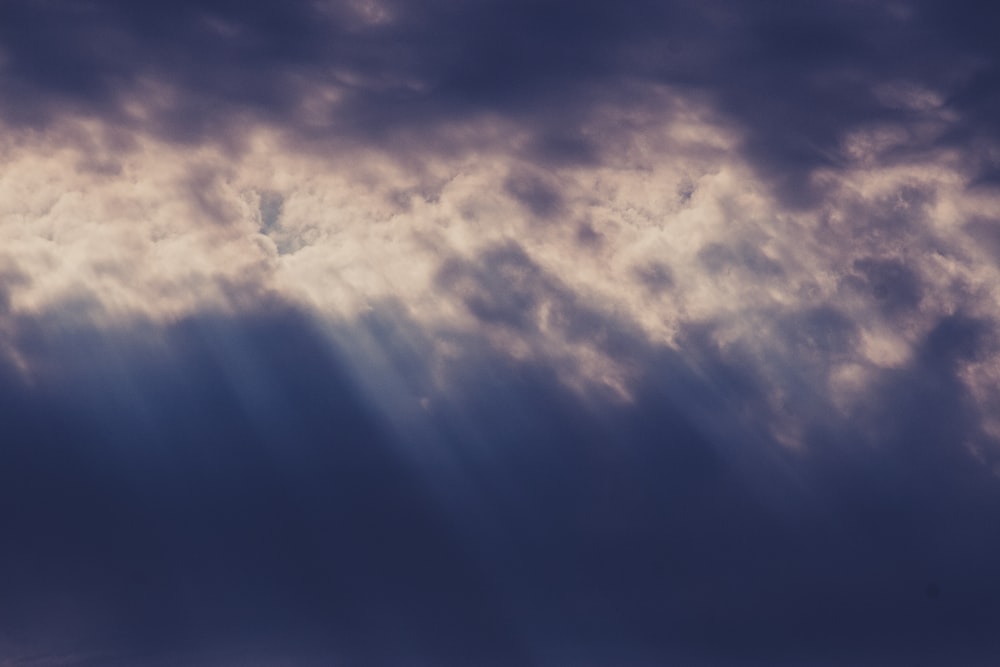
[
  {"xmin": 1, "ymin": 302, "xmax": 1000, "ymax": 665},
  {"xmin": 1, "ymin": 1, "xmax": 996, "ymax": 183},
  {"xmin": 2, "ymin": 79, "xmax": 999, "ymax": 441},
  {"xmin": 2, "ymin": 1, "xmax": 1000, "ymax": 664}
]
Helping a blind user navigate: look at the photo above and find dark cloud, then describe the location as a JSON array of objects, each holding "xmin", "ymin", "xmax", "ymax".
[
  {"xmin": 842, "ymin": 257, "xmax": 924, "ymax": 316},
  {"xmin": 504, "ymin": 168, "xmax": 565, "ymax": 221},
  {"xmin": 3, "ymin": 0, "xmax": 998, "ymax": 200},
  {"xmin": 436, "ymin": 242, "xmax": 548, "ymax": 331},
  {"xmin": 0, "ymin": 305, "xmax": 519, "ymax": 665},
  {"xmin": 633, "ymin": 261, "xmax": 674, "ymax": 293},
  {"xmin": 435, "ymin": 240, "xmax": 641, "ymax": 362},
  {"xmin": 2, "ymin": 297, "xmax": 999, "ymax": 665}
]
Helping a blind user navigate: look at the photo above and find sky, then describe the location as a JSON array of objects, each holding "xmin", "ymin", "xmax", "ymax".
[{"xmin": 2, "ymin": 0, "xmax": 1000, "ymax": 664}]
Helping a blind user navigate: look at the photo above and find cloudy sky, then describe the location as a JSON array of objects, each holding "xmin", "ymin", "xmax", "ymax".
[{"xmin": 2, "ymin": 0, "xmax": 1000, "ymax": 664}]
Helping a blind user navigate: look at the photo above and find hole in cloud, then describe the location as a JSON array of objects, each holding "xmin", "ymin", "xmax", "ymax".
[{"xmin": 258, "ymin": 190, "xmax": 284, "ymax": 234}]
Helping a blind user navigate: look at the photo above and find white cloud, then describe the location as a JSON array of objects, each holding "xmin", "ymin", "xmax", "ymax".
[{"xmin": 2, "ymin": 88, "xmax": 999, "ymax": 446}]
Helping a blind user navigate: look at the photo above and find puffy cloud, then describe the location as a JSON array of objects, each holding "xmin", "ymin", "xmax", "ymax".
[{"xmin": 2, "ymin": 77, "xmax": 999, "ymax": 440}]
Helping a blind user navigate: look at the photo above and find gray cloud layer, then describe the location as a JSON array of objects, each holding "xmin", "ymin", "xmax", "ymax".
[{"xmin": 2, "ymin": 303, "xmax": 1000, "ymax": 665}]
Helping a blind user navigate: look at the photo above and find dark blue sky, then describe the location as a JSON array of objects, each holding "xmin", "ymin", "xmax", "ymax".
[{"xmin": 1, "ymin": 1, "xmax": 1000, "ymax": 665}]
